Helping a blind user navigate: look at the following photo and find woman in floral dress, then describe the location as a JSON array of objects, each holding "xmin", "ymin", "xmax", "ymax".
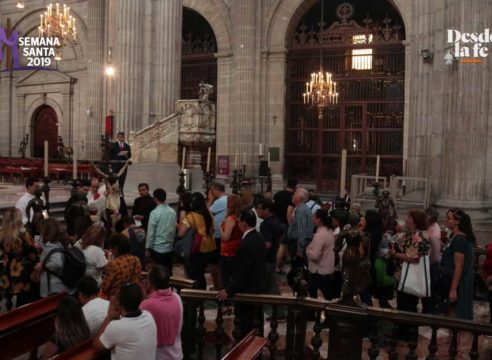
[
  {"xmin": 388, "ymin": 208, "xmax": 430, "ymax": 342},
  {"xmin": 0, "ymin": 208, "xmax": 40, "ymax": 309}
]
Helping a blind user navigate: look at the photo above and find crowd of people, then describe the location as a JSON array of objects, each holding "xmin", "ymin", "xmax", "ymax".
[{"xmin": 0, "ymin": 170, "xmax": 491, "ymax": 359}]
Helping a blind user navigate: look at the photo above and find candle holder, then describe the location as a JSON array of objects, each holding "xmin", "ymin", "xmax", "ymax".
[
  {"xmin": 68, "ymin": 178, "xmax": 82, "ymax": 191},
  {"xmin": 41, "ymin": 177, "xmax": 51, "ymax": 215},
  {"xmin": 203, "ymin": 171, "xmax": 214, "ymax": 193},
  {"xmin": 176, "ymin": 170, "xmax": 186, "ymax": 196},
  {"xmin": 231, "ymin": 168, "xmax": 240, "ymax": 195},
  {"xmin": 266, "ymin": 167, "xmax": 272, "ymax": 193}
]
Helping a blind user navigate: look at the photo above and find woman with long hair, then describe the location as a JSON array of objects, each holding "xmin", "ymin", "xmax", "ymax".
[
  {"xmin": 220, "ymin": 194, "xmax": 243, "ymax": 289},
  {"xmin": 0, "ymin": 208, "xmax": 39, "ymax": 308},
  {"xmin": 177, "ymin": 192, "xmax": 216, "ymax": 289},
  {"xmin": 441, "ymin": 208, "xmax": 476, "ymax": 320},
  {"xmin": 42, "ymin": 296, "xmax": 90, "ymax": 359},
  {"xmin": 75, "ymin": 224, "xmax": 108, "ymax": 285}
]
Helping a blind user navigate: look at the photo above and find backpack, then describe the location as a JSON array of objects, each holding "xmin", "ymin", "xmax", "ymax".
[{"xmin": 43, "ymin": 246, "xmax": 86, "ymax": 288}]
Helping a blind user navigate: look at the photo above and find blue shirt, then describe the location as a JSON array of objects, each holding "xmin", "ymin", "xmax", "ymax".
[
  {"xmin": 210, "ymin": 194, "xmax": 227, "ymax": 239},
  {"xmin": 146, "ymin": 204, "xmax": 176, "ymax": 253}
]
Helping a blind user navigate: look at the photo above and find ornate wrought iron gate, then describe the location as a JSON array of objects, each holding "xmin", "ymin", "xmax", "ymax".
[
  {"xmin": 285, "ymin": 2, "xmax": 405, "ymax": 192},
  {"xmin": 181, "ymin": 8, "xmax": 217, "ymax": 102}
]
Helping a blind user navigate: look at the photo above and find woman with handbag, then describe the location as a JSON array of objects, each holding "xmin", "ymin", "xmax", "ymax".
[
  {"xmin": 220, "ymin": 194, "xmax": 243, "ymax": 289},
  {"xmin": 177, "ymin": 192, "xmax": 216, "ymax": 289},
  {"xmin": 440, "ymin": 208, "xmax": 476, "ymax": 320},
  {"xmin": 388, "ymin": 209, "xmax": 430, "ymax": 342}
]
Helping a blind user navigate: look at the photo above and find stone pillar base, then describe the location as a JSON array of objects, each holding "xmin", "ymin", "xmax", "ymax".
[{"xmin": 434, "ymin": 199, "xmax": 492, "ymax": 221}]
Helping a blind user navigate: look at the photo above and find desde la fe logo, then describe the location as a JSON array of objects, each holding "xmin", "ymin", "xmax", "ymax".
[
  {"xmin": 0, "ymin": 27, "xmax": 59, "ymax": 69},
  {"xmin": 448, "ymin": 29, "xmax": 492, "ymax": 61}
]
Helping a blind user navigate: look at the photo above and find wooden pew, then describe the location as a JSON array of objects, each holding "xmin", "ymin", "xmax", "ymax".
[
  {"xmin": 48, "ymin": 338, "xmax": 109, "ymax": 360},
  {"xmin": 221, "ymin": 330, "xmax": 268, "ymax": 360},
  {"xmin": 0, "ymin": 293, "xmax": 66, "ymax": 359}
]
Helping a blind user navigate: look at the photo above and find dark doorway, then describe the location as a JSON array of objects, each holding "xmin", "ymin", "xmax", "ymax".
[
  {"xmin": 33, "ymin": 105, "xmax": 58, "ymax": 158},
  {"xmin": 181, "ymin": 8, "xmax": 217, "ymax": 101}
]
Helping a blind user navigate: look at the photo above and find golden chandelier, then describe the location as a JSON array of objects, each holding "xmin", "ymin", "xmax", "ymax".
[
  {"xmin": 302, "ymin": 0, "xmax": 338, "ymax": 108},
  {"xmin": 38, "ymin": 3, "xmax": 77, "ymax": 61},
  {"xmin": 303, "ymin": 70, "xmax": 338, "ymax": 107}
]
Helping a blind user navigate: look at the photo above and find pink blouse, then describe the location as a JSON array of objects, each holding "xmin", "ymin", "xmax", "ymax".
[{"xmin": 306, "ymin": 226, "xmax": 335, "ymax": 275}]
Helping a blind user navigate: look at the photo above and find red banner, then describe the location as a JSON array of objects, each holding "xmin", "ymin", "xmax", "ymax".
[{"xmin": 105, "ymin": 115, "xmax": 113, "ymax": 137}]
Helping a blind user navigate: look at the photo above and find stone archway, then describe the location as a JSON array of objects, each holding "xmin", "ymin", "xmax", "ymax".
[
  {"xmin": 263, "ymin": 0, "xmax": 411, "ymax": 190},
  {"xmin": 32, "ymin": 105, "xmax": 58, "ymax": 158},
  {"xmin": 182, "ymin": 0, "xmax": 232, "ymax": 53}
]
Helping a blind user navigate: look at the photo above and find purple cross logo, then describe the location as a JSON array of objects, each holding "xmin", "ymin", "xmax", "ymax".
[{"xmin": 0, "ymin": 27, "xmax": 20, "ymax": 68}]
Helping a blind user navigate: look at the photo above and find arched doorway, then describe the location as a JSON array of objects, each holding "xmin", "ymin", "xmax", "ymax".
[
  {"xmin": 32, "ymin": 105, "xmax": 58, "ymax": 158},
  {"xmin": 285, "ymin": 0, "xmax": 405, "ymax": 192},
  {"xmin": 181, "ymin": 8, "xmax": 218, "ymax": 101}
]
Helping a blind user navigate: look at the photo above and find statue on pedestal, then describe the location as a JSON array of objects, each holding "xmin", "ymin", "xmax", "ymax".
[
  {"xmin": 375, "ymin": 190, "xmax": 397, "ymax": 222},
  {"xmin": 198, "ymin": 81, "xmax": 213, "ymax": 101}
]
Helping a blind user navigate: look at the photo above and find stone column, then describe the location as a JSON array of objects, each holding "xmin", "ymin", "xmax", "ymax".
[
  {"xmin": 150, "ymin": 0, "xmax": 182, "ymax": 120},
  {"xmin": 266, "ymin": 48, "xmax": 288, "ymax": 190},
  {"xmin": 436, "ymin": 0, "xmax": 490, "ymax": 214},
  {"xmin": 86, "ymin": 0, "xmax": 105, "ymax": 159},
  {"xmin": 215, "ymin": 52, "xmax": 233, "ymax": 165},
  {"xmin": 407, "ymin": 0, "xmax": 491, "ymax": 216},
  {"xmin": 113, "ymin": 0, "xmax": 145, "ymax": 134},
  {"xmin": 232, "ymin": 0, "xmax": 257, "ymax": 174}
]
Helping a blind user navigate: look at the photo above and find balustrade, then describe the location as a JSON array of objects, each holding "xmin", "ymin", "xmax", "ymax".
[{"xmin": 179, "ymin": 289, "xmax": 492, "ymax": 359}]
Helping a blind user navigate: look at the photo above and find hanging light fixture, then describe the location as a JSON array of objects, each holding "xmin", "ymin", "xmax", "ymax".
[
  {"xmin": 16, "ymin": 1, "xmax": 25, "ymax": 9},
  {"xmin": 38, "ymin": 3, "xmax": 77, "ymax": 61},
  {"xmin": 302, "ymin": 0, "xmax": 338, "ymax": 107}
]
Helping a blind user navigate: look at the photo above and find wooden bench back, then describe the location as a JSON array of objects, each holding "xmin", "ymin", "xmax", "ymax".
[
  {"xmin": 49, "ymin": 338, "xmax": 109, "ymax": 360},
  {"xmin": 221, "ymin": 330, "xmax": 267, "ymax": 360},
  {"xmin": 0, "ymin": 293, "xmax": 66, "ymax": 359}
]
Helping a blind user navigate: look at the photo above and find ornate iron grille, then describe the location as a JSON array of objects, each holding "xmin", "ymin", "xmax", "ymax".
[
  {"xmin": 181, "ymin": 9, "xmax": 217, "ymax": 101},
  {"xmin": 286, "ymin": 2, "xmax": 404, "ymax": 192}
]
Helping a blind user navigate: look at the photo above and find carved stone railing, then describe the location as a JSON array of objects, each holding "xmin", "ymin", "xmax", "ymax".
[
  {"xmin": 180, "ymin": 289, "xmax": 492, "ymax": 360},
  {"xmin": 129, "ymin": 99, "xmax": 216, "ymax": 166},
  {"xmin": 129, "ymin": 112, "xmax": 180, "ymax": 163}
]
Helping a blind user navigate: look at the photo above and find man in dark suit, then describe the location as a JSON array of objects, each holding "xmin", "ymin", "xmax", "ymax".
[
  {"xmin": 132, "ymin": 183, "xmax": 156, "ymax": 231},
  {"xmin": 110, "ymin": 131, "xmax": 131, "ymax": 194},
  {"xmin": 217, "ymin": 209, "xmax": 266, "ymax": 337}
]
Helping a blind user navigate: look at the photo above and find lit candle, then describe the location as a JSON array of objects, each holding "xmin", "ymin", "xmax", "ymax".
[
  {"xmin": 181, "ymin": 146, "xmax": 186, "ymax": 170},
  {"xmin": 375, "ymin": 155, "xmax": 380, "ymax": 181},
  {"xmin": 44, "ymin": 141, "xmax": 48, "ymax": 178},
  {"xmin": 306, "ymin": 82, "xmax": 309, "ymax": 93},
  {"xmin": 340, "ymin": 149, "xmax": 347, "ymax": 198},
  {"xmin": 259, "ymin": 143, "xmax": 264, "ymax": 156},
  {"xmin": 56, "ymin": 3, "xmax": 60, "ymax": 17},
  {"xmin": 73, "ymin": 140, "xmax": 77, "ymax": 179},
  {"xmin": 234, "ymin": 151, "xmax": 238, "ymax": 170},
  {"xmin": 48, "ymin": 4, "xmax": 52, "ymax": 17},
  {"xmin": 206, "ymin": 146, "xmax": 211, "ymax": 173},
  {"xmin": 303, "ymin": 93, "xmax": 306, "ymax": 104},
  {"xmin": 40, "ymin": 14, "xmax": 43, "ymax": 28},
  {"xmin": 334, "ymin": 82, "xmax": 336, "ymax": 93}
]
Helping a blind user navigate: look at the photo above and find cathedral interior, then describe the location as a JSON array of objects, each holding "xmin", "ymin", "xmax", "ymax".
[{"xmin": 0, "ymin": 1, "xmax": 492, "ymax": 358}]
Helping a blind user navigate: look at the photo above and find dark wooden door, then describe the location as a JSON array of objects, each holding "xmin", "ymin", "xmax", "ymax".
[{"xmin": 33, "ymin": 105, "xmax": 58, "ymax": 158}]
